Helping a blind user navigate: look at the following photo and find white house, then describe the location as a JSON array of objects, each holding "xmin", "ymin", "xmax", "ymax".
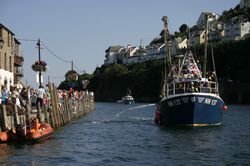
[
  {"xmin": 224, "ymin": 17, "xmax": 250, "ymax": 40},
  {"xmin": 122, "ymin": 46, "xmax": 147, "ymax": 65},
  {"xmin": 103, "ymin": 36, "xmax": 189, "ymax": 66},
  {"xmin": 0, "ymin": 23, "xmax": 15, "ymax": 90},
  {"xmin": 196, "ymin": 12, "xmax": 219, "ymax": 27},
  {"xmin": 104, "ymin": 45, "xmax": 123, "ymax": 65},
  {"xmin": 126, "ymin": 45, "xmax": 139, "ymax": 57}
]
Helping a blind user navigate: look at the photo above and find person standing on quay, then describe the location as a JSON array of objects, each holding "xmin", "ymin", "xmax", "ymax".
[
  {"xmin": 1, "ymin": 87, "xmax": 9, "ymax": 104},
  {"xmin": 36, "ymin": 85, "xmax": 46, "ymax": 108}
]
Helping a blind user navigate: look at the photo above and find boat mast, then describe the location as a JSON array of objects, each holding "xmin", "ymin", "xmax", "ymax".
[
  {"xmin": 211, "ymin": 41, "xmax": 218, "ymax": 82},
  {"xmin": 161, "ymin": 16, "xmax": 171, "ymax": 97},
  {"xmin": 203, "ymin": 14, "xmax": 209, "ymax": 78},
  {"xmin": 162, "ymin": 16, "xmax": 171, "ymax": 67}
]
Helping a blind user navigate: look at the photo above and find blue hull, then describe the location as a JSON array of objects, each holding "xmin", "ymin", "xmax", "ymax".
[{"xmin": 158, "ymin": 93, "xmax": 224, "ymax": 126}]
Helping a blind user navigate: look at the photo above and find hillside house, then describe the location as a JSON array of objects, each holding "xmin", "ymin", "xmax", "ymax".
[
  {"xmin": 0, "ymin": 23, "xmax": 24, "ymax": 90},
  {"xmin": 224, "ymin": 16, "xmax": 250, "ymax": 40}
]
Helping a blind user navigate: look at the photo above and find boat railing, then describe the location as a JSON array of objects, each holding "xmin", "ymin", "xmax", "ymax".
[{"xmin": 166, "ymin": 80, "xmax": 219, "ymax": 96}]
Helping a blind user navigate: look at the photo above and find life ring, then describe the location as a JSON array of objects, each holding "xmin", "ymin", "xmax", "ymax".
[{"xmin": 222, "ymin": 105, "xmax": 228, "ymax": 111}]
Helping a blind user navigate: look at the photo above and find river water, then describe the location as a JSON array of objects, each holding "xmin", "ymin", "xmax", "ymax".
[{"xmin": 0, "ymin": 102, "xmax": 250, "ymax": 165}]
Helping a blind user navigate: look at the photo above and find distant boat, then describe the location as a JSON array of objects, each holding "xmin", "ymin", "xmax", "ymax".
[
  {"xmin": 154, "ymin": 16, "xmax": 227, "ymax": 127},
  {"xmin": 117, "ymin": 89, "xmax": 135, "ymax": 104}
]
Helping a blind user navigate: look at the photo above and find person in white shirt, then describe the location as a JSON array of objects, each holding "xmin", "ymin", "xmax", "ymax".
[{"xmin": 36, "ymin": 85, "xmax": 46, "ymax": 107}]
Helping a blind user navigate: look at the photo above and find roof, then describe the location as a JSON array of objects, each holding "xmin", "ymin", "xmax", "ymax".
[
  {"xmin": 201, "ymin": 12, "xmax": 214, "ymax": 16},
  {"xmin": 105, "ymin": 46, "xmax": 123, "ymax": 53},
  {"xmin": 0, "ymin": 23, "xmax": 15, "ymax": 35},
  {"xmin": 14, "ymin": 38, "xmax": 21, "ymax": 44}
]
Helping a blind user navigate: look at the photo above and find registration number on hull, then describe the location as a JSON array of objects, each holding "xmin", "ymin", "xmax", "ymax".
[{"xmin": 167, "ymin": 96, "xmax": 217, "ymax": 107}]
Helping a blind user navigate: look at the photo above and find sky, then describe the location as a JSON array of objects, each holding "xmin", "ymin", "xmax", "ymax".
[{"xmin": 0, "ymin": 0, "xmax": 239, "ymax": 88}]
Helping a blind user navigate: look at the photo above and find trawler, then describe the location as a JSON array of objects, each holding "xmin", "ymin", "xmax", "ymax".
[{"xmin": 155, "ymin": 16, "xmax": 227, "ymax": 126}]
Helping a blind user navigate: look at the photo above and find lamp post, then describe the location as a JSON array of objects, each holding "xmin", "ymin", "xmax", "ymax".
[{"xmin": 37, "ymin": 38, "xmax": 42, "ymax": 87}]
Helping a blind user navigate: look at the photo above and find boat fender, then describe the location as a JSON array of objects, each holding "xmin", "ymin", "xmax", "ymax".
[
  {"xmin": 154, "ymin": 106, "xmax": 161, "ymax": 124},
  {"xmin": 222, "ymin": 105, "xmax": 228, "ymax": 111}
]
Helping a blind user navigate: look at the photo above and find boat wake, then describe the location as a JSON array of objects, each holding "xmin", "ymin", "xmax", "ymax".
[
  {"xmin": 128, "ymin": 103, "xmax": 156, "ymax": 111},
  {"xmin": 129, "ymin": 117, "xmax": 154, "ymax": 121},
  {"xmin": 88, "ymin": 103, "xmax": 156, "ymax": 125},
  {"xmin": 115, "ymin": 110, "xmax": 127, "ymax": 117},
  {"xmin": 90, "ymin": 104, "xmax": 156, "ymax": 124},
  {"xmin": 114, "ymin": 103, "xmax": 155, "ymax": 118},
  {"xmin": 91, "ymin": 118, "xmax": 152, "ymax": 124}
]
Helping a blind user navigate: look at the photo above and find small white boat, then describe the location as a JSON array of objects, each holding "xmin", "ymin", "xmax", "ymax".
[
  {"xmin": 122, "ymin": 95, "xmax": 135, "ymax": 104},
  {"xmin": 117, "ymin": 89, "xmax": 135, "ymax": 104}
]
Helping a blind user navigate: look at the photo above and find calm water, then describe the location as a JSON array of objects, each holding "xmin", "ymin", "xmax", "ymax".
[{"xmin": 1, "ymin": 102, "xmax": 250, "ymax": 166}]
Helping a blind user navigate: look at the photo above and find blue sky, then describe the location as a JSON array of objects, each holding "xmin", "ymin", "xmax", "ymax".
[{"xmin": 0, "ymin": 0, "xmax": 239, "ymax": 87}]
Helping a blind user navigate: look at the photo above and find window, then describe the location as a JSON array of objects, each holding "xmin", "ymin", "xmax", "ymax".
[
  {"xmin": 4, "ymin": 53, "xmax": 7, "ymax": 70},
  {"xmin": 0, "ymin": 52, "xmax": 1, "ymax": 69},
  {"xmin": 8, "ymin": 33, "xmax": 10, "ymax": 47},
  {"xmin": 0, "ymin": 28, "xmax": 2, "ymax": 39},
  {"xmin": 9, "ymin": 56, "xmax": 12, "ymax": 72}
]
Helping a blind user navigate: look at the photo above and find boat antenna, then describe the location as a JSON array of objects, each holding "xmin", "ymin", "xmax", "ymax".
[{"xmin": 203, "ymin": 14, "xmax": 209, "ymax": 78}]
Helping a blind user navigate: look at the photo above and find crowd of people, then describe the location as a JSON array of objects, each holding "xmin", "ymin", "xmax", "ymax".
[
  {"xmin": 1, "ymin": 85, "xmax": 49, "ymax": 112},
  {"xmin": 0, "ymin": 84, "xmax": 94, "ymax": 113}
]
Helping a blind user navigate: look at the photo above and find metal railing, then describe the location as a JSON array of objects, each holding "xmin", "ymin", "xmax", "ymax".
[{"xmin": 166, "ymin": 80, "xmax": 219, "ymax": 96}]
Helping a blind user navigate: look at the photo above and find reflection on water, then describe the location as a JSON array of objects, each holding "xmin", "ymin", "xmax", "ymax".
[{"xmin": 0, "ymin": 143, "xmax": 9, "ymax": 161}]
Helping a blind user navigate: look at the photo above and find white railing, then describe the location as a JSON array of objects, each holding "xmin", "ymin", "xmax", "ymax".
[{"xmin": 166, "ymin": 80, "xmax": 219, "ymax": 96}]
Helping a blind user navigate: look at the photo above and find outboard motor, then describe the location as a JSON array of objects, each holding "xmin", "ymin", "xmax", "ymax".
[{"xmin": 16, "ymin": 124, "xmax": 27, "ymax": 138}]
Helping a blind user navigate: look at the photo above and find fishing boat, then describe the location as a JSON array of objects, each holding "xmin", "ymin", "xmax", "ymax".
[
  {"xmin": 117, "ymin": 89, "xmax": 135, "ymax": 104},
  {"xmin": 155, "ymin": 16, "xmax": 227, "ymax": 127},
  {"xmin": 117, "ymin": 95, "xmax": 135, "ymax": 104}
]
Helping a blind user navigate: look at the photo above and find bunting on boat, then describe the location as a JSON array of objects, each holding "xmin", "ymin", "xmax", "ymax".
[{"xmin": 178, "ymin": 51, "xmax": 202, "ymax": 80}]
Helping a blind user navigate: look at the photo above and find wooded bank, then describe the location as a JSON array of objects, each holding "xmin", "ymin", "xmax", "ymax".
[{"xmin": 87, "ymin": 39, "xmax": 250, "ymax": 104}]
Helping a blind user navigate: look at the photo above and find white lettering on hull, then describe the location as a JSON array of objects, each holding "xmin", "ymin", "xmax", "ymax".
[{"xmin": 167, "ymin": 96, "xmax": 218, "ymax": 107}]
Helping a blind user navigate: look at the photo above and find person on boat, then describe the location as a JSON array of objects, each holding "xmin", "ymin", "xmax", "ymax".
[
  {"xmin": 201, "ymin": 81, "xmax": 211, "ymax": 93},
  {"xmin": 194, "ymin": 82, "xmax": 200, "ymax": 92},
  {"xmin": 208, "ymin": 71, "xmax": 216, "ymax": 82},
  {"xmin": 186, "ymin": 82, "xmax": 193, "ymax": 93}
]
